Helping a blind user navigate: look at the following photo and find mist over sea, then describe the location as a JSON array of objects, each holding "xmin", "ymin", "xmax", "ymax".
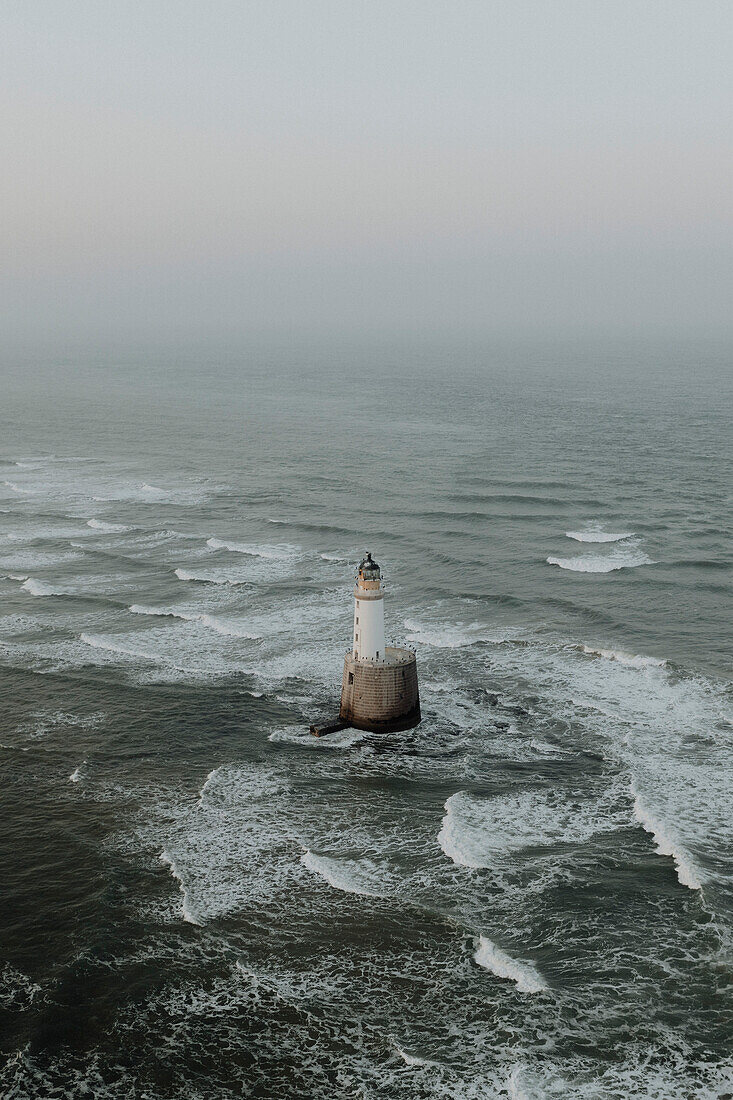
[{"xmin": 1, "ymin": 344, "xmax": 731, "ymax": 1098}]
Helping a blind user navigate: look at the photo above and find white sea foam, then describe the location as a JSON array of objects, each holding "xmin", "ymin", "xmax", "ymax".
[
  {"xmin": 474, "ymin": 936, "xmax": 547, "ymax": 994},
  {"xmin": 2, "ymin": 480, "xmax": 37, "ymax": 495},
  {"xmin": 301, "ymin": 850, "xmax": 386, "ymax": 896},
  {"xmin": 159, "ymin": 849, "xmax": 203, "ymax": 925},
  {"xmin": 138, "ymin": 764, "xmax": 298, "ymax": 926},
  {"xmin": 547, "ymin": 540, "xmax": 655, "ymax": 572},
  {"xmin": 20, "ymin": 578, "xmax": 66, "ymax": 597},
  {"xmin": 0, "ymin": 549, "xmax": 82, "ymax": 569},
  {"xmin": 0, "ymin": 964, "xmax": 42, "ymax": 1011},
  {"xmin": 579, "ymin": 644, "xmax": 666, "ymax": 669},
  {"xmin": 197, "ymin": 763, "xmax": 288, "ymax": 810},
  {"xmin": 268, "ymin": 727, "xmax": 367, "ymax": 750},
  {"xmin": 197, "ymin": 767, "xmax": 221, "ymax": 806},
  {"xmin": 86, "ymin": 518, "xmax": 131, "ymax": 532},
  {"xmin": 128, "ymin": 604, "xmax": 261, "ymax": 639},
  {"xmin": 485, "ymin": 635, "xmax": 733, "ymax": 906},
  {"xmin": 319, "ymin": 552, "xmax": 352, "ymax": 562},
  {"xmin": 174, "ymin": 566, "xmax": 247, "ymax": 586},
  {"xmin": 565, "ymin": 525, "xmax": 634, "ymax": 543},
  {"xmin": 93, "ymin": 482, "xmax": 173, "ymax": 503},
  {"xmin": 206, "ymin": 537, "xmax": 298, "ymax": 560},
  {"xmin": 393, "ymin": 1044, "xmax": 438, "ymax": 1067},
  {"xmin": 438, "ymin": 787, "xmax": 625, "ymax": 870},
  {"xmin": 80, "ymin": 632, "xmax": 157, "ymax": 662},
  {"xmin": 69, "ymin": 763, "xmax": 85, "ymax": 782},
  {"xmin": 404, "ymin": 618, "xmax": 506, "ymax": 649},
  {"xmin": 631, "ymin": 781, "xmax": 704, "ymax": 891}
]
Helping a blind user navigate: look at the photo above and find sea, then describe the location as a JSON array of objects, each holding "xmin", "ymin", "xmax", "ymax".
[{"xmin": 1, "ymin": 342, "xmax": 731, "ymax": 1099}]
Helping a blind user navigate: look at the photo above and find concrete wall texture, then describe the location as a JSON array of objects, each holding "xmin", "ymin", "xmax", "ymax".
[{"xmin": 339, "ymin": 647, "xmax": 420, "ymax": 732}]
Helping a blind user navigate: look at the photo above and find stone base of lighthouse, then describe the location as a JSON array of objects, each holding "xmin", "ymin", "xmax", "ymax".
[{"xmin": 339, "ymin": 647, "xmax": 420, "ymax": 733}]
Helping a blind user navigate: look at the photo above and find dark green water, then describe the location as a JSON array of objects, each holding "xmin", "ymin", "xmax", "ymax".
[{"xmin": 1, "ymin": 345, "xmax": 731, "ymax": 1098}]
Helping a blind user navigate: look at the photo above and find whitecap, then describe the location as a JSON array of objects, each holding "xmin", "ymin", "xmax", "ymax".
[
  {"xmin": 631, "ymin": 781, "xmax": 704, "ymax": 891},
  {"xmin": 404, "ymin": 618, "xmax": 506, "ymax": 649},
  {"xmin": 159, "ymin": 849, "xmax": 203, "ymax": 925},
  {"xmin": 2, "ymin": 480, "xmax": 37, "ymax": 495},
  {"xmin": 79, "ymin": 632, "xmax": 158, "ymax": 662},
  {"xmin": 393, "ymin": 1044, "xmax": 438, "ymax": 1068},
  {"xmin": 474, "ymin": 936, "xmax": 547, "ymax": 994},
  {"xmin": 579, "ymin": 644, "xmax": 666, "ymax": 669},
  {"xmin": 206, "ymin": 538, "xmax": 298, "ymax": 560},
  {"xmin": 20, "ymin": 578, "xmax": 66, "ymax": 597},
  {"xmin": 197, "ymin": 763, "xmax": 288, "ymax": 810},
  {"xmin": 69, "ymin": 763, "xmax": 85, "ymax": 783},
  {"xmin": 300, "ymin": 850, "xmax": 386, "ymax": 896},
  {"xmin": 438, "ymin": 787, "xmax": 625, "ymax": 870},
  {"xmin": 547, "ymin": 540, "xmax": 655, "ymax": 572},
  {"xmin": 86, "ymin": 518, "xmax": 131, "ymax": 533},
  {"xmin": 128, "ymin": 604, "xmax": 261, "ymax": 639},
  {"xmin": 174, "ymin": 567, "xmax": 247, "ymax": 586},
  {"xmin": 565, "ymin": 525, "xmax": 634, "ymax": 543},
  {"xmin": 268, "ymin": 728, "xmax": 367, "ymax": 749}
]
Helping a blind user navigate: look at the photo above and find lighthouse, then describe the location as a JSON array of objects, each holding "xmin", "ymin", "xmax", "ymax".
[{"xmin": 338, "ymin": 552, "xmax": 421, "ymax": 733}]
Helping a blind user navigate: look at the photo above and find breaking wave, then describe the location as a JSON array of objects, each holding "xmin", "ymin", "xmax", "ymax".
[
  {"xmin": 206, "ymin": 538, "xmax": 298, "ymax": 560},
  {"xmin": 404, "ymin": 618, "xmax": 507, "ymax": 649},
  {"xmin": 548, "ymin": 540, "xmax": 655, "ymax": 572},
  {"xmin": 474, "ymin": 936, "xmax": 548, "ymax": 994},
  {"xmin": 438, "ymin": 787, "xmax": 625, "ymax": 870},
  {"xmin": 269, "ymin": 728, "xmax": 367, "ymax": 749},
  {"xmin": 631, "ymin": 781, "xmax": 704, "ymax": 891},
  {"xmin": 86, "ymin": 518, "xmax": 132, "ymax": 533},
  {"xmin": 159, "ymin": 849, "xmax": 203, "ymax": 925},
  {"xmin": 79, "ymin": 632, "xmax": 157, "ymax": 662},
  {"xmin": 174, "ymin": 567, "xmax": 247, "ymax": 586},
  {"xmin": 128, "ymin": 604, "xmax": 261, "ymax": 639},
  {"xmin": 393, "ymin": 1045, "xmax": 438, "ymax": 1067},
  {"xmin": 20, "ymin": 578, "xmax": 66, "ymax": 597},
  {"xmin": 565, "ymin": 525, "xmax": 635, "ymax": 543},
  {"xmin": 2, "ymin": 480, "xmax": 37, "ymax": 495},
  {"xmin": 300, "ymin": 851, "xmax": 386, "ymax": 896},
  {"xmin": 577, "ymin": 644, "xmax": 667, "ymax": 669}
]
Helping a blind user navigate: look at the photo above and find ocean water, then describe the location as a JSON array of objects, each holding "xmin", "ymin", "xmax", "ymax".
[{"xmin": 0, "ymin": 345, "xmax": 731, "ymax": 1099}]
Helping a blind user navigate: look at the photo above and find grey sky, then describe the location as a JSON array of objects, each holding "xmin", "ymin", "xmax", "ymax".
[{"xmin": 1, "ymin": 1, "xmax": 731, "ymax": 348}]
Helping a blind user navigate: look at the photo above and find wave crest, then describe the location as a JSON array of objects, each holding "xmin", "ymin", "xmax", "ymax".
[
  {"xmin": 301, "ymin": 850, "xmax": 386, "ymax": 896},
  {"xmin": 631, "ymin": 781, "xmax": 705, "ymax": 891},
  {"xmin": 474, "ymin": 936, "xmax": 547, "ymax": 994},
  {"xmin": 128, "ymin": 604, "xmax": 261, "ymax": 639},
  {"xmin": 86, "ymin": 518, "xmax": 131, "ymax": 533},
  {"xmin": 548, "ymin": 540, "xmax": 655, "ymax": 573},
  {"xmin": 21, "ymin": 578, "xmax": 66, "ymax": 597},
  {"xmin": 566, "ymin": 525, "xmax": 634, "ymax": 543},
  {"xmin": 206, "ymin": 538, "xmax": 298, "ymax": 560}
]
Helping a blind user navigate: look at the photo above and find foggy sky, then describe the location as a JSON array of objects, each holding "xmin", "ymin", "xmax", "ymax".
[{"xmin": 1, "ymin": 1, "xmax": 731, "ymax": 350}]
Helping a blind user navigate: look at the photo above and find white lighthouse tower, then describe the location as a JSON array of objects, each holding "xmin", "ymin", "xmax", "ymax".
[
  {"xmin": 352, "ymin": 551, "xmax": 385, "ymax": 660},
  {"xmin": 338, "ymin": 552, "xmax": 421, "ymax": 733}
]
